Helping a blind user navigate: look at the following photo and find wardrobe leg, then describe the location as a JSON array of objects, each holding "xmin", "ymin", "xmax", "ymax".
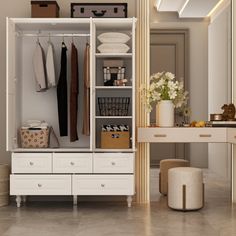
[
  {"xmin": 127, "ymin": 195, "xmax": 132, "ymax": 208},
  {"xmin": 16, "ymin": 196, "xmax": 22, "ymax": 208},
  {"xmin": 73, "ymin": 195, "xmax": 77, "ymax": 206}
]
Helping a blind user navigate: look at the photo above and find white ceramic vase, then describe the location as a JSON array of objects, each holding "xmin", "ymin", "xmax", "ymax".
[{"xmin": 156, "ymin": 100, "xmax": 174, "ymax": 127}]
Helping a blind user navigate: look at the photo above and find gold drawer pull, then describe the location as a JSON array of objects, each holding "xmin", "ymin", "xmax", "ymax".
[
  {"xmin": 38, "ymin": 184, "xmax": 42, "ymax": 188},
  {"xmin": 70, "ymin": 162, "xmax": 75, "ymax": 166},
  {"xmin": 199, "ymin": 134, "xmax": 212, "ymax": 138},
  {"xmin": 111, "ymin": 162, "xmax": 116, "ymax": 166},
  {"xmin": 29, "ymin": 162, "xmax": 34, "ymax": 166},
  {"xmin": 101, "ymin": 184, "xmax": 105, "ymax": 188},
  {"xmin": 154, "ymin": 134, "xmax": 167, "ymax": 138}
]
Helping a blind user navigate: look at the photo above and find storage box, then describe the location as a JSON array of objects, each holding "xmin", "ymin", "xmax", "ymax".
[
  {"xmin": 71, "ymin": 3, "xmax": 127, "ymax": 18},
  {"xmin": 103, "ymin": 67, "xmax": 126, "ymax": 86},
  {"xmin": 101, "ymin": 131, "xmax": 130, "ymax": 149},
  {"xmin": 20, "ymin": 128, "xmax": 49, "ymax": 148},
  {"xmin": 31, "ymin": 1, "xmax": 60, "ymax": 18}
]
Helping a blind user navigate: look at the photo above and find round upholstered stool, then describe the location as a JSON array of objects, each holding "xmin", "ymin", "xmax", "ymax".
[
  {"xmin": 0, "ymin": 164, "xmax": 10, "ymax": 207},
  {"xmin": 159, "ymin": 159, "xmax": 190, "ymax": 195},
  {"xmin": 168, "ymin": 167, "xmax": 204, "ymax": 211}
]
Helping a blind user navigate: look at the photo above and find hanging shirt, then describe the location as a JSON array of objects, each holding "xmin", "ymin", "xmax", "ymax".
[
  {"xmin": 33, "ymin": 42, "xmax": 47, "ymax": 92},
  {"xmin": 82, "ymin": 43, "xmax": 90, "ymax": 136},
  {"xmin": 57, "ymin": 42, "xmax": 68, "ymax": 136},
  {"xmin": 46, "ymin": 42, "xmax": 56, "ymax": 88},
  {"xmin": 70, "ymin": 43, "xmax": 79, "ymax": 142}
]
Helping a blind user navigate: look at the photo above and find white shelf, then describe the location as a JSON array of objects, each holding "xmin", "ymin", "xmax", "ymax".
[
  {"xmin": 95, "ymin": 53, "xmax": 132, "ymax": 58},
  {"xmin": 12, "ymin": 148, "xmax": 92, "ymax": 153},
  {"xmin": 95, "ymin": 86, "xmax": 132, "ymax": 89},
  {"xmin": 94, "ymin": 148, "xmax": 134, "ymax": 152},
  {"xmin": 96, "ymin": 116, "xmax": 132, "ymax": 119}
]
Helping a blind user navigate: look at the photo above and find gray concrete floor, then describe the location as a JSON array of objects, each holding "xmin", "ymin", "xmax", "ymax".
[{"xmin": 0, "ymin": 169, "xmax": 236, "ymax": 236}]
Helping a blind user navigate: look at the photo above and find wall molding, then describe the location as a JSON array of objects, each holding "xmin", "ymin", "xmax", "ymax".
[{"xmin": 136, "ymin": 0, "xmax": 150, "ymax": 203}]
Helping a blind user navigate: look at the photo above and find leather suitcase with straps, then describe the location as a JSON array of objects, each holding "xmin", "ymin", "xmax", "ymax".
[{"xmin": 71, "ymin": 3, "xmax": 127, "ymax": 18}]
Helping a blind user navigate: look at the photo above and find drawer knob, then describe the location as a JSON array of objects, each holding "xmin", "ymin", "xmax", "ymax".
[
  {"xmin": 29, "ymin": 162, "xmax": 34, "ymax": 166},
  {"xmin": 111, "ymin": 162, "xmax": 116, "ymax": 166},
  {"xmin": 70, "ymin": 162, "xmax": 75, "ymax": 166},
  {"xmin": 101, "ymin": 184, "xmax": 105, "ymax": 188},
  {"xmin": 199, "ymin": 134, "xmax": 212, "ymax": 138},
  {"xmin": 154, "ymin": 134, "xmax": 167, "ymax": 138},
  {"xmin": 38, "ymin": 184, "xmax": 42, "ymax": 188}
]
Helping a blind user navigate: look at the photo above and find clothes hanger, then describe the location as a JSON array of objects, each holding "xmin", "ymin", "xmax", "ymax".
[
  {"xmin": 86, "ymin": 36, "xmax": 89, "ymax": 45},
  {"xmin": 62, "ymin": 34, "xmax": 66, "ymax": 47},
  {"xmin": 48, "ymin": 33, "xmax": 51, "ymax": 44},
  {"xmin": 37, "ymin": 33, "xmax": 40, "ymax": 44}
]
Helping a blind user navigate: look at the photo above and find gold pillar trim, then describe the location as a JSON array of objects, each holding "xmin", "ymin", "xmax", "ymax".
[{"xmin": 136, "ymin": 0, "xmax": 150, "ymax": 203}]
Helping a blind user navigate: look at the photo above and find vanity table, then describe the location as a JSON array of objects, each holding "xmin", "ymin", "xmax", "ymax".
[{"xmin": 138, "ymin": 127, "xmax": 236, "ymax": 202}]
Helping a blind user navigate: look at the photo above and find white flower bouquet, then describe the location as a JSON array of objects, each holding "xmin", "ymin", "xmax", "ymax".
[{"xmin": 143, "ymin": 72, "xmax": 189, "ymax": 112}]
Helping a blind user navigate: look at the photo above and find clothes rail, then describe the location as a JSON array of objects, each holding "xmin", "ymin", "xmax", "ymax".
[{"xmin": 19, "ymin": 33, "xmax": 90, "ymax": 37}]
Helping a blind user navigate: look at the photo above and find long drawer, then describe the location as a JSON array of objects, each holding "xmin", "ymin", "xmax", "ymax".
[
  {"xmin": 10, "ymin": 175, "xmax": 71, "ymax": 195},
  {"xmin": 12, "ymin": 153, "xmax": 52, "ymax": 173},
  {"xmin": 138, "ymin": 127, "xmax": 227, "ymax": 143},
  {"xmin": 227, "ymin": 128, "xmax": 236, "ymax": 144},
  {"xmin": 93, "ymin": 153, "xmax": 134, "ymax": 173},
  {"xmin": 53, "ymin": 153, "xmax": 93, "ymax": 173},
  {"xmin": 72, "ymin": 175, "xmax": 134, "ymax": 195}
]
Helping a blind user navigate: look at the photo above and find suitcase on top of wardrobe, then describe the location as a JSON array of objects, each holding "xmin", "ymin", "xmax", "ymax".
[{"xmin": 71, "ymin": 3, "xmax": 127, "ymax": 18}]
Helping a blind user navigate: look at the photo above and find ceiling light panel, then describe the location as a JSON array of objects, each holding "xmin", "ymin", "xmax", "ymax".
[
  {"xmin": 156, "ymin": 0, "xmax": 186, "ymax": 12},
  {"xmin": 179, "ymin": 0, "xmax": 222, "ymax": 18}
]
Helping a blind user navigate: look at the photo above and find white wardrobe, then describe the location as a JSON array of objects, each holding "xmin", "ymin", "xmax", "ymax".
[{"xmin": 6, "ymin": 17, "xmax": 136, "ymax": 207}]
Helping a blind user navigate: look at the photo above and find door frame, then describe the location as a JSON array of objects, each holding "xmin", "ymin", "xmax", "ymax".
[{"xmin": 150, "ymin": 29, "xmax": 190, "ymax": 91}]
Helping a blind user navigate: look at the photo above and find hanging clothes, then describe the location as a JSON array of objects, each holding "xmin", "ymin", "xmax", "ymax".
[
  {"xmin": 57, "ymin": 42, "xmax": 68, "ymax": 136},
  {"xmin": 33, "ymin": 41, "xmax": 47, "ymax": 92},
  {"xmin": 82, "ymin": 43, "xmax": 90, "ymax": 136},
  {"xmin": 46, "ymin": 42, "xmax": 56, "ymax": 88},
  {"xmin": 70, "ymin": 43, "xmax": 79, "ymax": 142}
]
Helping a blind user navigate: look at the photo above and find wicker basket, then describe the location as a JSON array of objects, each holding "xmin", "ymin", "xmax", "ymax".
[
  {"xmin": 0, "ymin": 164, "xmax": 9, "ymax": 207},
  {"xmin": 20, "ymin": 128, "xmax": 49, "ymax": 148},
  {"xmin": 98, "ymin": 97, "xmax": 130, "ymax": 116}
]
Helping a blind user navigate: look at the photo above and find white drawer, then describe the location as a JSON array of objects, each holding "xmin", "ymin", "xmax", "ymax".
[
  {"xmin": 10, "ymin": 175, "xmax": 71, "ymax": 195},
  {"xmin": 12, "ymin": 153, "xmax": 52, "ymax": 173},
  {"xmin": 72, "ymin": 175, "xmax": 134, "ymax": 195},
  {"xmin": 53, "ymin": 153, "xmax": 92, "ymax": 173},
  {"xmin": 138, "ymin": 127, "xmax": 227, "ymax": 143},
  {"xmin": 227, "ymin": 128, "xmax": 236, "ymax": 144},
  {"xmin": 93, "ymin": 153, "xmax": 134, "ymax": 173}
]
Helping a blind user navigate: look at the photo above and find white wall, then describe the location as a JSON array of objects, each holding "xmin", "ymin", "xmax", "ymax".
[
  {"xmin": 208, "ymin": 3, "xmax": 231, "ymax": 180},
  {"xmin": 150, "ymin": 0, "xmax": 209, "ymax": 167},
  {"xmin": 0, "ymin": 0, "xmax": 136, "ymax": 164}
]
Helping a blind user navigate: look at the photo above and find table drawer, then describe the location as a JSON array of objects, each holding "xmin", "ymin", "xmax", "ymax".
[
  {"xmin": 12, "ymin": 153, "xmax": 52, "ymax": 173},
  {"xmin": 227, "ymin": 128, "xmax": 236, "ymax": 144},
  {"xmin": 53, "ymin": 153, "xmax": 92, "ymax": 173},
  {"xmin": 138, "ymin": 128, "xmax": 227, "ymax": 143},
  {"xmin": 10, "ymin": 175, "xmax": 71, "ymax": 195},
  {"xmin": 72, "ymin": 175, "xmax": 134, "ymax": 195},
  {"xmin": 93, "ymin": 153, "xmax": 134, "ymax": 173}
]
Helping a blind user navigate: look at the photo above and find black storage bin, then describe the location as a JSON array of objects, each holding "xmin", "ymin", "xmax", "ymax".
[
  {"xmin": 71, "ymin": 3, "xmax": 127, "ymax": 18},
  {"xmin": 98, "ymin": 97, "xmax": 130, "ymax": 116}
]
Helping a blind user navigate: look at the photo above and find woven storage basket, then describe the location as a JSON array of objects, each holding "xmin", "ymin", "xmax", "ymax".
[
  {"xmin": 0, "ymin": 164, "xmax": 10, "ymax": 207},
  {"xmin": 20, "ymin": 128, "xmax": 49, "ymax": 148}
]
